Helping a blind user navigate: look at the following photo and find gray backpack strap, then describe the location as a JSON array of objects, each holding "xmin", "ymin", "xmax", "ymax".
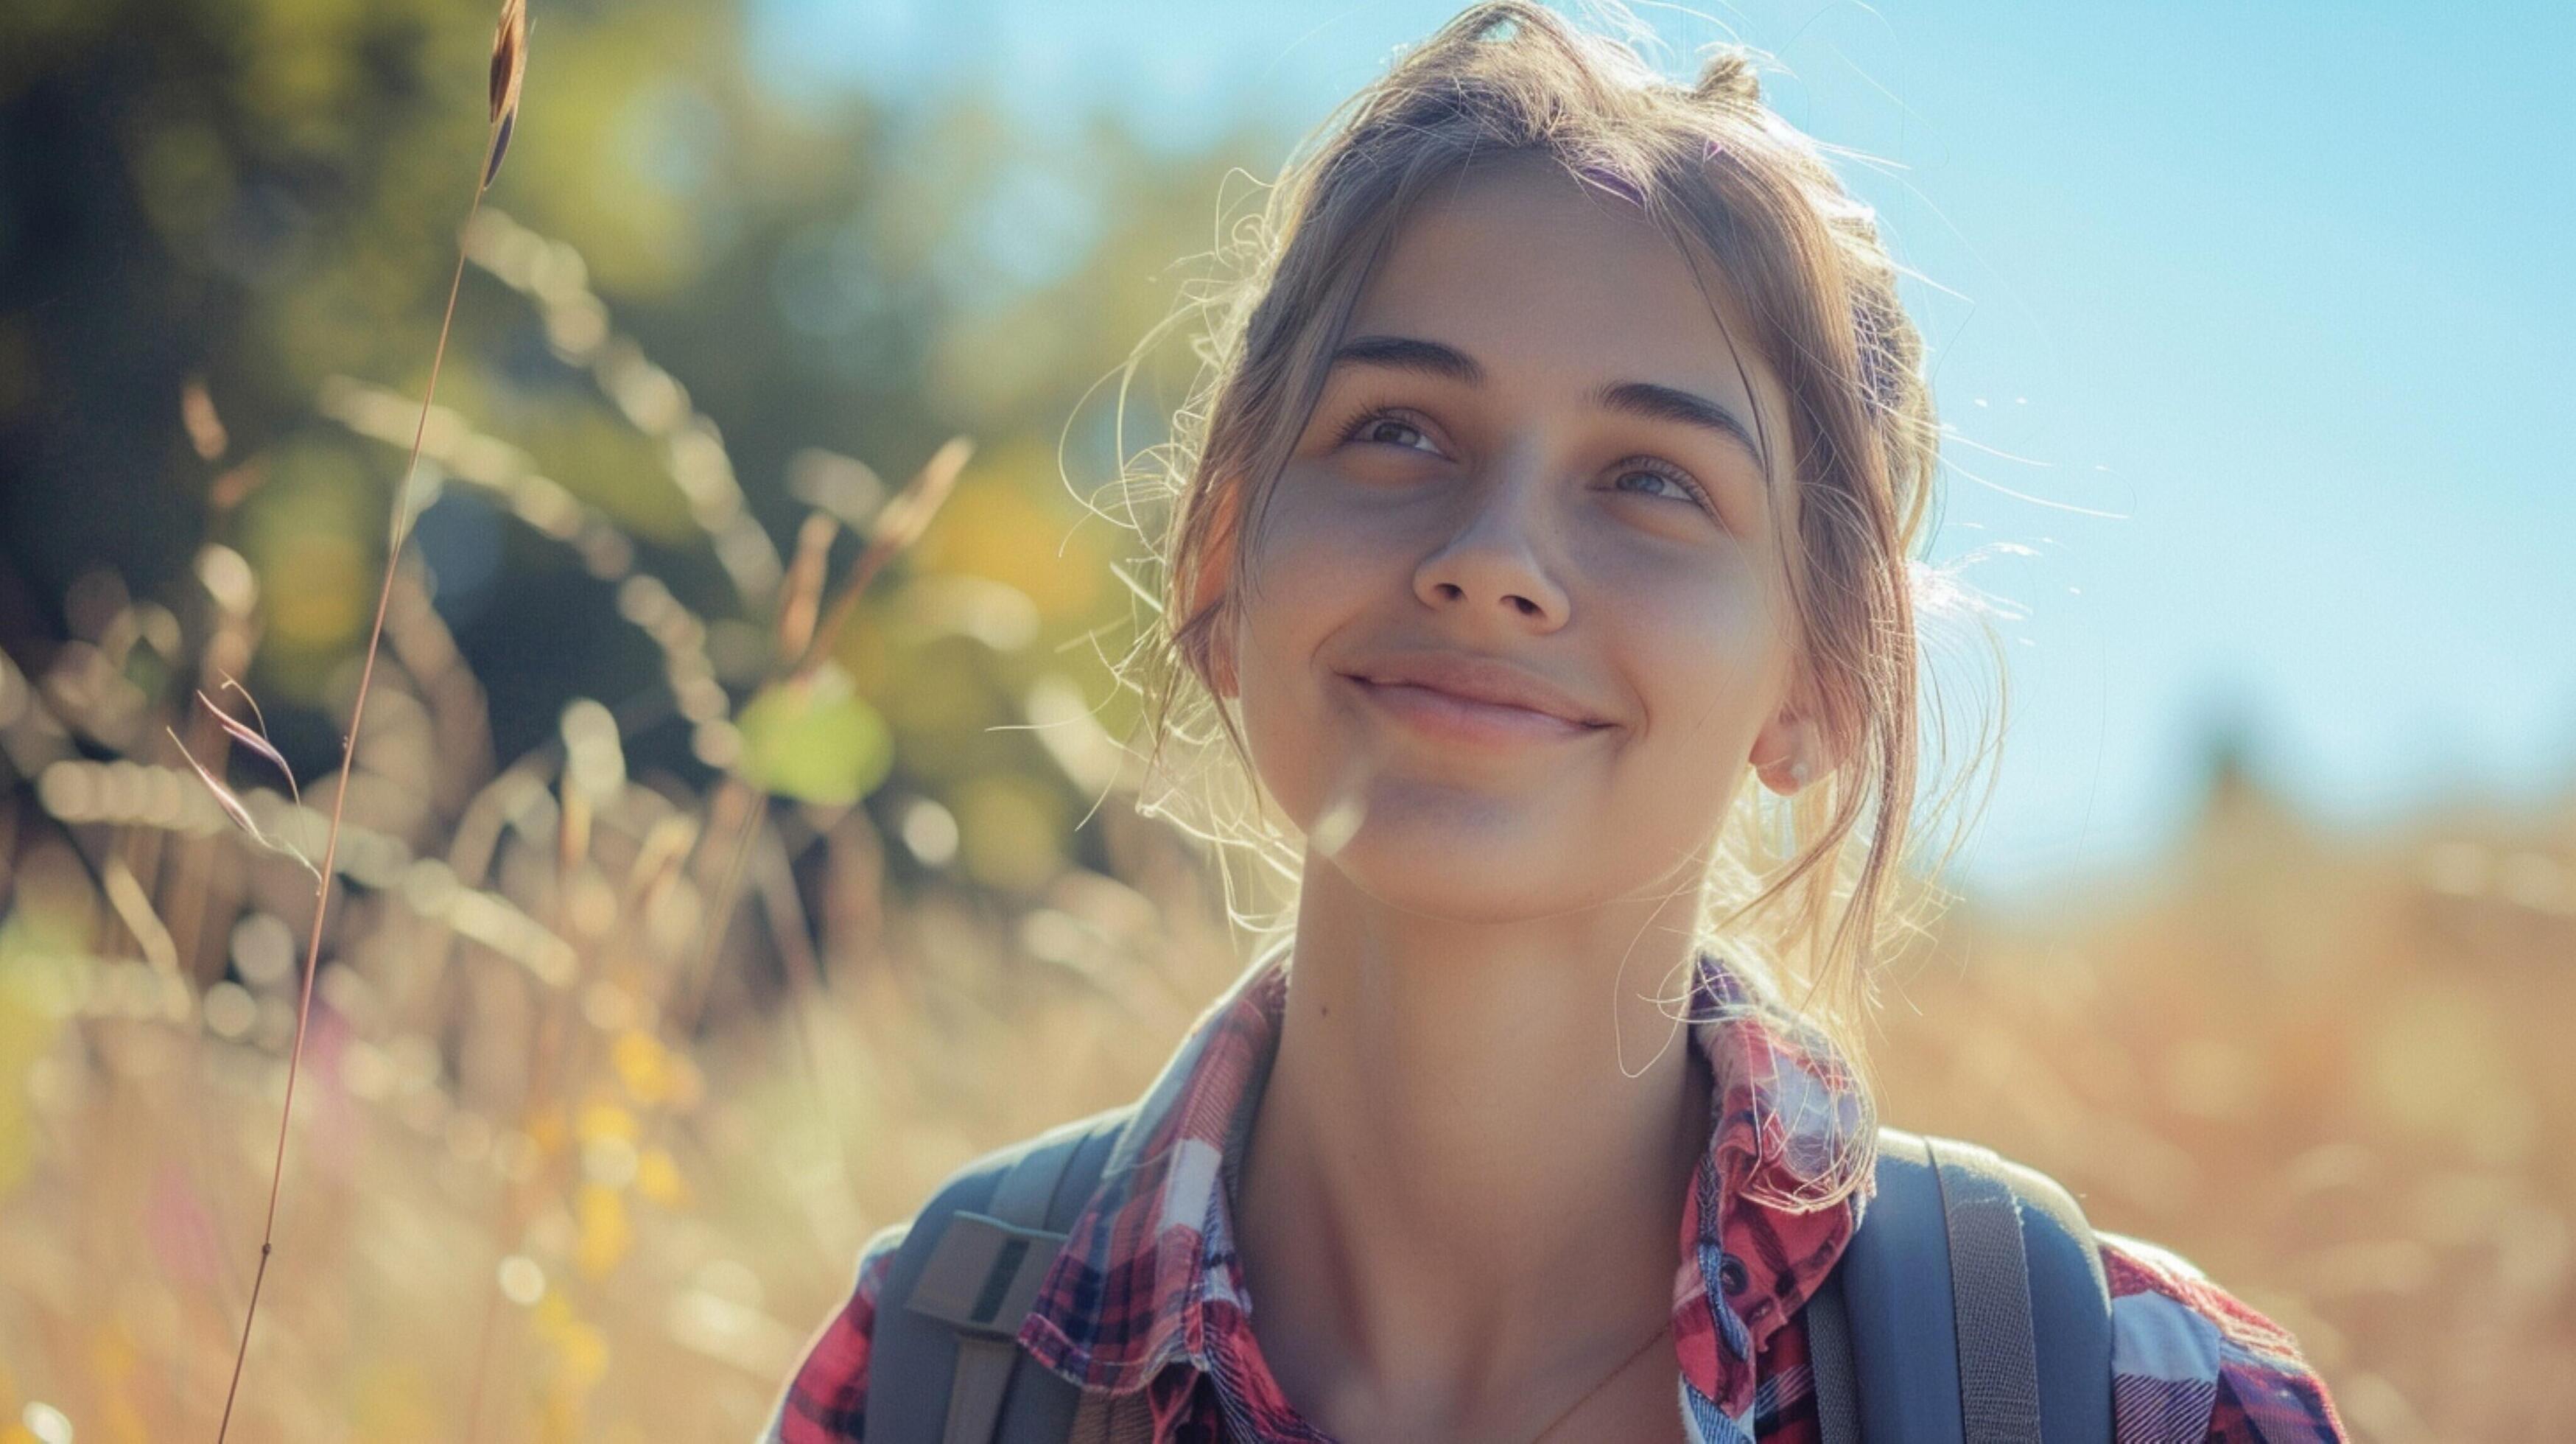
[
  {"xmin": 1806, "ymin": 1127, "xmax": 2110, "ymax": 1444},
  {"xmin": 1802, "ymin": 1256, "xmax": 1864, "ymax": 1443},
  {"xmin": 1958, "ymin": 1138, "xmax": 2113, "ymax": 1443},
  {"xmin": 925, "ymin": 1138, "xmax": 1080, "ymax": 1444},
  {"xmin": 1925, "ymin": 1135, "xmax": 2043, "ymax": 1440},
  {"xmin": 862, "ymin": 1106, "xmax": 1136, "ymax": 1444}
]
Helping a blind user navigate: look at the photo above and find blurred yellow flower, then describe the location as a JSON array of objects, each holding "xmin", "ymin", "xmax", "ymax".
[
  {"xmin": 611, "ymin": 1028, "xmax": 669, "ymax": 1104},
  {"xmin": 522, "ymin": 1104, "xmax": 570, "ymax": 1160},
  {"xmin": 574, "ymin": 1182, "xmax": 631, "ymax": 1277},
  {"xmin": 577, "ymin": 1100, "xmax": 636, "ymax": 1143},
  {"xmin": 635, "ymin": 1146, "xmax": 690, "ymax": 1209}
]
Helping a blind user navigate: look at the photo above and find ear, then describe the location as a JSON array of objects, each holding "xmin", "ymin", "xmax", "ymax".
[{"xmin": 1747, "ymin": 661, "xmax": 1839, "ymax": 797}]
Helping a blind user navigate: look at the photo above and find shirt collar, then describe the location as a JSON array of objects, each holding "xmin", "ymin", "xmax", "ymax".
[{"xmin": 1014, "ymin": 942, "xmax": 1875, "ymax": 1429}]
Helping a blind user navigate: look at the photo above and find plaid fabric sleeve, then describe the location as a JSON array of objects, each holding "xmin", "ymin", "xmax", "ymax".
[
  {"xmin": 2099, "ymin": 1231, "xmax": 2348, "ymax": 1444},
  {"xmin": 1747, "ymin": 1307, "xmax": 1824, "ymax": 1442},
  {"xmin": 766, "ymin": 1222, "xmax": 910, "ymax": 1443}
]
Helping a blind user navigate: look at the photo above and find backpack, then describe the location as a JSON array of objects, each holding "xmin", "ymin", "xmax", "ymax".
[{"xmin": 833, "ymin": 1107, "xmax": 2113, "ymax": 1443}]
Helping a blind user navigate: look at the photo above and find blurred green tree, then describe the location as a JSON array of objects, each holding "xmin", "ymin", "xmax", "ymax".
[{"xmin": 1, "ymin": 0, "xmax": 1279, "ymax": 911}]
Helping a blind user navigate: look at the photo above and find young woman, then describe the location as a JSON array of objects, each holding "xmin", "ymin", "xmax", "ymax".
[{"xmin": 773, "ymin": 4, "xmax": 2346, "ymax": 1440}]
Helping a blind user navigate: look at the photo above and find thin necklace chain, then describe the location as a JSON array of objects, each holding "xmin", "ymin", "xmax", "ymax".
[{"xmin": 1526, "ymin": 1317, "xmax": 1674, "ymax": 1444}]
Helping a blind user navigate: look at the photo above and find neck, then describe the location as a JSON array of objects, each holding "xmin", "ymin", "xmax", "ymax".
[{"xmin": 1234, "ymin": 856, "xmax": 1713, "ymax": 1428}]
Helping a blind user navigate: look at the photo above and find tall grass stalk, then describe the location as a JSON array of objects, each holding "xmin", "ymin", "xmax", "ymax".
[
  {"xmin": 212, "ymin": 3, "xmax": 527, "ymax": 1437},
  {"xmin": 670, "ymin": 434, "xmax": 973, "ymax": 1037}
]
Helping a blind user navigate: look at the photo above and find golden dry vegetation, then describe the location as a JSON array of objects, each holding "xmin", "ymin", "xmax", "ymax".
[{"xmin": 6, "ymin": 498, "xmax": 2570, "ymax": 1440}]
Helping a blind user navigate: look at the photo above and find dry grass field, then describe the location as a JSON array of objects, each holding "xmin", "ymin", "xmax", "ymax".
[{"xmin": 4, "ymin": 571, "xmax": 2569, "ymax": 1441}]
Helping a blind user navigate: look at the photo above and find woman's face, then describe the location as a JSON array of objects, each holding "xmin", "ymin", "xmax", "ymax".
[{"xmin": 1217, "ymin": 154, "xmax": 1816, "ymax": 922}]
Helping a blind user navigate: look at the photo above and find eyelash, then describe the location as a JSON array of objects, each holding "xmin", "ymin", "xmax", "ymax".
[{"xmin": 1332, "ymin": 405, "xmax": 1722, "ymax": 517}]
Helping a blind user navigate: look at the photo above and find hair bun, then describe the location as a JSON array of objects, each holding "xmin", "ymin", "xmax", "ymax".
[{"xmin": 1694, "ymin": 49, "xmax": 1761, "ymax": 104}]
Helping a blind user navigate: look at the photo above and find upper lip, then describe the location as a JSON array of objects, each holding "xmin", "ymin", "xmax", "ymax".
[{"xmin": 1341, "ymin": 650, "xmax": 1615, "ymax": 728}]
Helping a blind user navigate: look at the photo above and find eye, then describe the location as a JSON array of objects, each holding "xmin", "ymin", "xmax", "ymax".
[
  {"xmin": 1336, "ymin": 407, "xmax": 1445, "ymax": 456},
  {"xmin": 1609, "ymin": 456, "xmax": 1719, "ymax": 516}
]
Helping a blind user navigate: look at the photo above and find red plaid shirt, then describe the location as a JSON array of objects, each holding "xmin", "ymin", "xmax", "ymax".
[{"xmin": 772, "ymin": 946, "xmax": 2345, "ymax": 1442}]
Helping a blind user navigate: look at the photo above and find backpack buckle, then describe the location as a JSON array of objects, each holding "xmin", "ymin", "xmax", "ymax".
[{"xmin": 906, "ymin": 1211, "xmax": 1067, "ymax": 1339}]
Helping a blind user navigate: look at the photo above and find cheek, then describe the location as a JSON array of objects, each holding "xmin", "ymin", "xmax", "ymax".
[
  {"xmin": 1614, "ymin": 567, "xmax": 1782, "ymax": 749},
  {"xmin": 1596, "ymin": 586, "xmax": 1780, "ymax": 861},
  {"xmin": 1235, "ymin": 472, "xmax": 1391, "ymax": 647},
  {"xmin": 1226, "ymin": 480, "xmax": 1376, "ymax": 740}
]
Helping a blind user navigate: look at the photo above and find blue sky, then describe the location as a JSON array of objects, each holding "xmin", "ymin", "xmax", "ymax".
[{"xmin": 749, "ymin": 0, "xmax": 2575, "ymax": 905}]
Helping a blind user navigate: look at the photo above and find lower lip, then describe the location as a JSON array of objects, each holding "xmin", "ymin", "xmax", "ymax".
[{"xmin": 1343, "ymin": 674, "xmax": 1607, "ymax": 747}]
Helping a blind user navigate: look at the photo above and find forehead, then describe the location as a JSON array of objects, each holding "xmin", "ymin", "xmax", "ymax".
[{"xmin": 1345, "ymin": 155, "xmax": 1789, "ymax": 466}]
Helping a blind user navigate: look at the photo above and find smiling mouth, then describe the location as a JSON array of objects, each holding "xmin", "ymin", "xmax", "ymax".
[{"xmin": 1343, "ymin": 674, "xmax": 1610, "ymax": 746}]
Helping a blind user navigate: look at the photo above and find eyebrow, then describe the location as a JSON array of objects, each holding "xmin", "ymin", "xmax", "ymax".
[{"xmin": 1324, "ymin": 334, "xmax": 1772, "ymax": 479}]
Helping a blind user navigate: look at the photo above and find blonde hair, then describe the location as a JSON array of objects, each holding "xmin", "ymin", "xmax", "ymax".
[{"xmin": 1095, "ymin": 0, "xmax": 2001, "ymax": 1188}]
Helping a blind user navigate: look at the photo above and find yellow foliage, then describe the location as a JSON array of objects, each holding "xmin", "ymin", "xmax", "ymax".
[
  {"xmin": 575, "ymin": 1101, "xmax": 636, "ymax": 1144},
  {"xmin": 634, "ymin": 1147, "xmax": 689, "ymax": 1209},
  {"xmin": 910, "ymin": 437, "xmax": 1108, "ymax": 623},
  {"xmin": 572, "ymin": 1182, "xmax": 631, "ymax": 1278},
  {"xmin": 610, "ymin": 1029, "xmax": 669, "ymax": 1104}
]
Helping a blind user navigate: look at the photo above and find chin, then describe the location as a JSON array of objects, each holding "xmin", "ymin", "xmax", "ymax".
[{"xmin": 1317, "ymin": 807, "xmax": 1587, "ymax": 923}]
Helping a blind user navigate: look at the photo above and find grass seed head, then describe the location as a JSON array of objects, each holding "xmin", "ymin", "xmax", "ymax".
[{"xmin": 485, "ymin": 0, "xmax": 527, "ymax": 191}]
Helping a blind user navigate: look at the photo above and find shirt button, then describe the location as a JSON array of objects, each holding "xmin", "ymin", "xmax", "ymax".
[{"xmin": 1719, "ymin": 1253, "xmax": 1749, "ymax": 1297}]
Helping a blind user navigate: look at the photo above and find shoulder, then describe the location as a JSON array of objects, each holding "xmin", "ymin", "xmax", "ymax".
[
  {"xmin": 2096, "ymin": 1230, "xmax": 2348, "ymax": 1444},
  {"xmin": 762, "ymin": 1112, "xmax": 1127, "ymax": 1443},
  {"xmin": 765, "ymin": 1222, "xmax": 911, "ymax": 1444}
]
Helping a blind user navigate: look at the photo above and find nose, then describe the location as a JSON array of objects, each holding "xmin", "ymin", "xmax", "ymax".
[{"xmin": 1411, "ymin": 446, "xmax": 1570, "ymax": 626}]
